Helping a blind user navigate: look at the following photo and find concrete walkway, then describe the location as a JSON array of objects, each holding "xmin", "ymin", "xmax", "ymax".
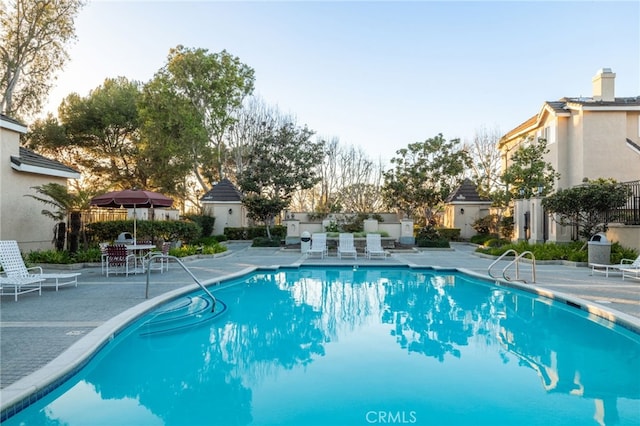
[{"xmin": 1, "ymin": 242, "xmax": 639, "ymax": 402}]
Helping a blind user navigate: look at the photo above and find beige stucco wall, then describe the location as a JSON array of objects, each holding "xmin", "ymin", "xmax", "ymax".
[
  {"xmin": 606, "ymin": 224, "xmax": 640, "ymax": 249},
  {"xmin": 202, "ymin": 201, "xmax": 247, "ymax": 235},
  {"xmin": 581, "ymin": 110, "xmax": 639, "ymax": 184},
  {"xmin": 1, "ymin": 126, "xmax": 68, "ymax": 252},
  {"xmin": 443, "ymin": 203, "xmax": 491, "ymax": 240}
]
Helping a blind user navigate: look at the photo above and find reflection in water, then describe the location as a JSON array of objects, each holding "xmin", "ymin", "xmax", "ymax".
[{"xmin": 5, "ymin": 268, "xmax": 639, "ymax": 426}]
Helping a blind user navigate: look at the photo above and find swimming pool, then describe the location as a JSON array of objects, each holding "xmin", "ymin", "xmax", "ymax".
[{"xmin": 3, "ymin": 266, "xmax": 640, "ymax": 425}]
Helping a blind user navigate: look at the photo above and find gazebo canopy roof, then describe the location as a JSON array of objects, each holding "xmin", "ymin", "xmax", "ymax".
[
  {"xmin": 201, "ymin": 178, "xmax": 243, "ymax": 202},
  {"xmin": 445, "ymin": 178, "xmax": 491, "ymax": 203}
]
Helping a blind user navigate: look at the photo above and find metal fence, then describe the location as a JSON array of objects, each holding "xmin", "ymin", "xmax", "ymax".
[
  {"xmin": 604, "ymin": 180, "xmax": 640, "ymax": 225},
  {"xmin": 84, "ymin": 209, "xmax": 128, "ymax": 224}
]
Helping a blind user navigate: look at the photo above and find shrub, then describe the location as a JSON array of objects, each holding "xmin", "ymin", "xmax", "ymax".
[
  {"xmin": 25, "ymin": 247, "xmax": 101, "ymax": 264},
  {"xmin": 437, "ymin": 228, "xmax": 460, "ymax": 241},
  {"xmin": 416, "ymin": 239, "xmax": 450, "ymax": 248},
  {"xmin": 86, "ymin": 220, "xmax": 200, "ymax": 244},
  {"xmin": 483, "ymin": 238, "xmax": 508, "ymax": 248},
  {"xmin": 185, "ymin": 214, "xmax": 215, "ymax": 238},
  {"xmin": 168, "ymin": 242, "xmax": 227, "ymax": 258},
  {"xmin": 470, "ymin": 234, "xmax": 498, "ymax": 245},
  {"xmin": 251, "ymin": 237, "xmax": 281, "ymax": 247},
  {"xmin": 224, "ymin": 226, "xmax": 286, "ymax": 240}
]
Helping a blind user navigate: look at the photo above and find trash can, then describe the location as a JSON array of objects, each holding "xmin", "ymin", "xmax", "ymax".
[
  {"xmin": 301, "ymin": 231, "xmax": 311, "ymax": 253},
  {"xmin": 587, "ymin": 232, "xmax": 611, "ymax": 265}
]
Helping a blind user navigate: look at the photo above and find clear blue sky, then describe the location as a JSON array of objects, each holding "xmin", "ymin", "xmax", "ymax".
[{"xmin": 44, "ymin": 0, "xmax": 640, "ymax": 164}]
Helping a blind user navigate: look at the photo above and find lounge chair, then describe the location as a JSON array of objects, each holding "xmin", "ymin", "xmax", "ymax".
[
  {"xmin": 365, "ymin": 233, "xmax": 388, "ymax": 260},
  {"xmin": 0, "ymin": 240, "xmax": 80, "ymax": 293},
  {"xmin": 337, "ymin": 233, "xmax": 357, "ymax": 259},
  {"xmin": 590, "ymin": 255, "xmax": 640, "ymax": 277},
  {"xmin": 0, "ymin": 276, "xmax": 43, "ymax": 301},
  {"xmin": 621, "ymin": 255, "xmax": 640, "ymax": 281},
  {"xmin": 307, "ymin": 233, "xmax": 328, "ymax": 259}
]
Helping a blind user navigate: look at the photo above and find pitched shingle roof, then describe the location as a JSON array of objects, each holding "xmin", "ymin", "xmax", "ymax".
[
  {"xmin": 445, "ymin": 178, "xmax": 491, "ymax": 203},
  {"xmin": 11, "ymin": 147, "xmax": 80, "ymax": 179},
  {"xmin": 201, "ymin": 178, "xmax": 243, "ymax": 202},
  {"xmin": 0, "ymin": 113, "xmax": 27, "ymax": 133}
]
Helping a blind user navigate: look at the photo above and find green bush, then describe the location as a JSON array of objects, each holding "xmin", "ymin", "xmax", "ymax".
[
  {"xmin": 436, "ymin": 228, "xmax": 460, "ymax": 241},
  {"xmin": 25, "ymin": 247, "xmax": 102, "ymax": 264},
  {"xmin": 184, "ymin": 214, "xmax": 215, "ymax": 237},
  {"xmin": 224, "ymin": 226, "xmax": 286, "ymax": 240},
  {"xmin": 483, "ymin": 238, "xmax": 509, "ymax": 248},
  {"xmin": 416, "ymin": 239, "xmax": 450, "ymax": 248},
  {"xmin": 470, "ymin": 234, "xmax": 498, "ymax": 245},
  {"xmin": 475, "ymin": 240, "xmax": 612, "ymax": 261},
  {"xmin": 86, "ymin": 220, "xmax": 200, "ymax": 244},
  {"xmin": 251, "ymin": 237, "xmax": 281, "ymax": 247},
  {"xmin": 168, "ymin": 242, "xmax": 227, "ymax": 258},
  {"xmin": 610, "ymin": 242, "xmax": 639, "ymax": 264}
]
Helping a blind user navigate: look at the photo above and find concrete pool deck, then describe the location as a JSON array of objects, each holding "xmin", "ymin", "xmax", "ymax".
[{"xmin": 1, "ymin": 241, "xmax": 639, "ymax": 409}]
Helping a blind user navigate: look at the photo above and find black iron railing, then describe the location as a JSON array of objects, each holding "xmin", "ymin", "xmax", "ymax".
[{"xmin": 603, "ymin": 180, "xmax": 640, "ymax": 225}]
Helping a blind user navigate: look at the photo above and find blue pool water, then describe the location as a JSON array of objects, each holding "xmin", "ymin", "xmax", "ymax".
[{"xmin": 3, "ymin": 267, "xmax": 640, "ymax": 425}]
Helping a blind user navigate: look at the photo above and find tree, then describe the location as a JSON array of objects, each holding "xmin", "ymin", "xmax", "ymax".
[
  {"xmin": 0, "ymin": 0, "xmax": 85, "ymax": 118},
  {"xmin": 156, "ymin": 45, "xmax": 255, "ymax": 190},
  {"xmin": 56, "ymin": 77, "xmax": 144, "ymax": 190},
  {"xmin": 465, "ymin": 125, "xmax": 502, "ymax": 198},
  {"xmin": 382, "ymin": 134, "xmax": 471, "ymax": 225},
  {"xmin": 542, "ymin": 178, "xmax": 630, "ymax": 240},
  {"xmin": 138, "ymin": 74, "xmax": 209, "ymax": 206},
  {"xmin": 499, "ymin": 137, "xmax": 560, "ymax": 202},
  {"xmin": 26, "ymin": 182, "xmax": 92, "ymax": 251},
  {"xmin": 238, "ymin": 122, "xmax": 325, "ymax": 239}
]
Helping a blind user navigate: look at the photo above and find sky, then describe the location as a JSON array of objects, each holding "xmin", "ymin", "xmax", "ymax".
[{"xmin": 43, "ymin": 0, "xmax": 640, "ymax": 164}]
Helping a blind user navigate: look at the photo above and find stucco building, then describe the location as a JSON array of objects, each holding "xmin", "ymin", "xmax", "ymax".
[
  {"xmin": 443, "ymin": 178, "xmax": 492, "ymax": 240},
  {"xmin": 0, "ymin": 114, "xmax": 80, "ymax": 251},
  {"xmin": 200, "ymin": 178, "xmax": 248, "ymax": 236},
  {"xmin": 498, "ymin": 69, "xmax": 640, "ymax": 246}
]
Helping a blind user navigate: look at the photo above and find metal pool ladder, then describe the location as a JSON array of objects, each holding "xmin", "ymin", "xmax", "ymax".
[
  {"xmin": 487, "ymin": 249, "xmax": 536, "ymax": 283},
  {"xmin": 144, "ymin": 254, "xmax": 217, "ymax": 312}
]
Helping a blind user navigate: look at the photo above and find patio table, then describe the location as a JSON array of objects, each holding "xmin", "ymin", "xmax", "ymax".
[{"xmin": 125, "ymin": 244, "xmax": 156, "ymax": 273}]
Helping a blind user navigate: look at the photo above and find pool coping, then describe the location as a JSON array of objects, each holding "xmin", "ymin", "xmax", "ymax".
[{"xmin": 2, "ymin": 261, "xmax": 639, "ymax": 420}]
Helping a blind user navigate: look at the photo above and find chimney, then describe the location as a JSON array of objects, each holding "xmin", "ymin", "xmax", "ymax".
[{"xmin": 592, "ymin": 68, "xmax": 616, "ymax": 102}]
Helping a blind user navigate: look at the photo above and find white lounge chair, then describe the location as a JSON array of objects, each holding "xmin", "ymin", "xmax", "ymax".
[
  {"xmin": 0, "ymin": 275, "xmax": 43, "ymax": 301},
  {"xmin": 621, "ymin": 256, "xmax": 640, "ymax": 281},
  {"xmin": 0, "ymin": 240, "xmax": 80, "ymax": 292},
  {"xmin": 365, "ymin": 233, "xmax": 388, "ymax": 260},
  {"xmin": 307, "ymin": 233, "xmax": 328, "ymax": 259},
  {"xmin": 337, "ymin": 233, "xmax": 357, "ymax": 259},
  {"xmin": 590, "ymin": 255, "xmax": 640, "ymax": 277}
]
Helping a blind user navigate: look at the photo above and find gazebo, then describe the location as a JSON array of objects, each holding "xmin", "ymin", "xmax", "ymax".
[
  {"xmin": 443, "ymin": 179, "xmax": 492, "ymax": 240},
  {"xmin": 200, "ymin": 178, "xmax": 247, "ymax": 235}
]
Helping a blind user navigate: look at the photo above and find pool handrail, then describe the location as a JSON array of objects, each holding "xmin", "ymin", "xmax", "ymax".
[
  {"xmin": 487, "ymin": 249, "xmax": 536, "ymax": 283},
  {"xmin": 502, "ymin": 250, "xmax": 536, "ymax": 283},
  {"xmin": 145, "ymin": 254, "xmax": 217, "ymax": 312}
]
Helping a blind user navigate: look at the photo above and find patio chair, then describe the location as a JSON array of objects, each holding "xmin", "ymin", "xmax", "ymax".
[
  {"xmin": 105, "ymin": 244, "xmax": 136, "ymax": 276},
  {"xmin": 365, "ymin": 233, "xmax": 388, "ymax": 260},
  {"xmin": 0, "ymin": 240, "xmax": 80, "ymax": 292},
  {"xmin": 144, "ymin": 242, "xmax": 171, "ymax": 273},
  {"xmin": 337, "ymin": 233, "xmax": 357, "ymax": 259},
  {"xmin": 307, "ymin": 233, "xmax": 328, "ymax": 259},
  {"xmin": 590, "ymin": 255, "xmax": 640, "ymax": 277},
  {"xmin": 99, "ymin": 242, "xmax": 109, "ymax": 275}
]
